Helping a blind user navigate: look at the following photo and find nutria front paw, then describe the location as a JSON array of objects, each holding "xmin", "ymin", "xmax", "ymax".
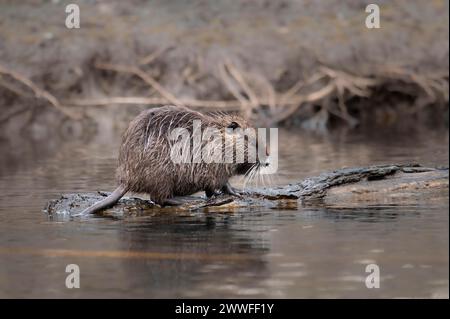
[{"xmin": 221, "ymin": 182, "xmax": 244, "ymax": 198}]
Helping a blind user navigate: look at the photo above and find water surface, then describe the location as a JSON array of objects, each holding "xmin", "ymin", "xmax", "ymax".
[{"xmin": 0, "ymin": 125, "xmax": 448, "ymax": 298}]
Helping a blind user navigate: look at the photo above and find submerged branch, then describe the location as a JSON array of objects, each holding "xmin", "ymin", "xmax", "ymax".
[{"xmin": 45, "ymin": 164, "xmax": 449, "ymax": 219}]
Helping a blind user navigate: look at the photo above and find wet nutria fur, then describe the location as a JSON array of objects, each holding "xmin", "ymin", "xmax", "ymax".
[{"xmin": 81, "ymin": 105, "xmax": 261, "ymax": 214}]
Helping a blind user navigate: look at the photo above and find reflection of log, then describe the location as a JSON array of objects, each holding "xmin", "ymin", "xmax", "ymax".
[{"xmin": 45, "ymin": 164, "xmax": 449, "ymax": 219}]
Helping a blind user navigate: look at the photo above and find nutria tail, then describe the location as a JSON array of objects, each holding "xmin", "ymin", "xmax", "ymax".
[{"xmin": 79, "ymin": 185, "xmax": 128, "ymax": 215}]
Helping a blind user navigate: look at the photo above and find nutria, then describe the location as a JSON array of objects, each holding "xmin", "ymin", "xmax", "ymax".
[{"xmin": 80, "ymin": 105, "xmax": 264, "ymax": 215}]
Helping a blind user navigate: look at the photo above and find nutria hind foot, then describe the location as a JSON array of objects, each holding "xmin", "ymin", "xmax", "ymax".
[{"xmin": 205, "ymin": 182, "xmax": 245, "ymax": 199}]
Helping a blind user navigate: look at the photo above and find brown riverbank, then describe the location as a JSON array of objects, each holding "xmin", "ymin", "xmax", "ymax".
[{"xmin": 0, "ymin": 0, "xmax": 448, "ymax": 132}]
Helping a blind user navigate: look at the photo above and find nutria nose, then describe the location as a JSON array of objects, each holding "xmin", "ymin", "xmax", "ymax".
[{"xmin": 260, "ymin": 145, "xmax": 270, "ymax": 167}]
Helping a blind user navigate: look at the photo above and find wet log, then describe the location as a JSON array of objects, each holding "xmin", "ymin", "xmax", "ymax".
[{"xmin": 45, "ymin": 164, "xmax": 449, "ymax": 219}]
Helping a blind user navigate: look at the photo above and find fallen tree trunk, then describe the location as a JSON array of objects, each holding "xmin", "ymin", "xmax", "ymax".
[{"xmin": 45, "ymin": 164, "xmax": 449, "ymax": 219}]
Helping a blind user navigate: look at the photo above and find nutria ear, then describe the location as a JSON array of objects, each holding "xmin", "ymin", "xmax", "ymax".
[{"xmin": 228, "ymin": 121, "xmax": 240, "ymax": 129}]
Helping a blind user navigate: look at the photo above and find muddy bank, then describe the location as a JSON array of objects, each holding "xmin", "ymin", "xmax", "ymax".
[
  {"xmin": 0, "ymin": 0, "xmax": 448, "ymax": 130},
  {"xmin": 0, "ymin": 1, "xmax": 448, "ymax": 176}
]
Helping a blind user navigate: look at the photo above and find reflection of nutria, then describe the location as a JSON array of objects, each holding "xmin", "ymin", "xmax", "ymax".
[{"xmin": 81, "ymin": 105, "xmax": 265, "ymax": 214}]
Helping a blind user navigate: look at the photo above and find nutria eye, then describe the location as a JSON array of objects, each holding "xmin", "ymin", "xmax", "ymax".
[{"xmin": 228, "ymin": 121, "xmax": 240, "ymax": 129}]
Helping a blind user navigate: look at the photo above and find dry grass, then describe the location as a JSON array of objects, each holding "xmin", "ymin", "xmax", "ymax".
[
  {"xmin": 1, "ymin": 57, "xmax": 448, "ymax": 127},
  {"xmin": 65, "ymin": 59, "xmax": 448, "ymax": 127},
  {"xmin": 0, "ymin": 64, "xmax": 81, "ymax": 120}
]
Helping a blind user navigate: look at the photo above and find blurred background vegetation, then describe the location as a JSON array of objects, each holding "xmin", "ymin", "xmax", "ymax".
[{"xmin": 0, "ymin": 0, "xmax": 448, "ymax": 164}]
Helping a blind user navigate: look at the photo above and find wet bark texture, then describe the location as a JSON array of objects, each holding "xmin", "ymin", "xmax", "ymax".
[{"xmin": 45, "ymin": 164, "xmax": 449, "ymax": 219}]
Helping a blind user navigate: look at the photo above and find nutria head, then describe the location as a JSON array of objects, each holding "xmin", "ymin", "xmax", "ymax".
[{"xmin": 207, "ymin": 112, "xmax": 266, "ymax": 176}]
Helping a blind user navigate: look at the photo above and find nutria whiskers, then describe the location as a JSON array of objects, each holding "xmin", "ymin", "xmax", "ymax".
[{"xmin": 81, "ymin": 105, "xmax": 264, "ymax": 215}]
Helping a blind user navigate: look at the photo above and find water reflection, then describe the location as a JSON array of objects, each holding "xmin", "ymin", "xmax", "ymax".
[{"xmin": 0, "ymin": 125, "xmax": 448, "ymax": 298}]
